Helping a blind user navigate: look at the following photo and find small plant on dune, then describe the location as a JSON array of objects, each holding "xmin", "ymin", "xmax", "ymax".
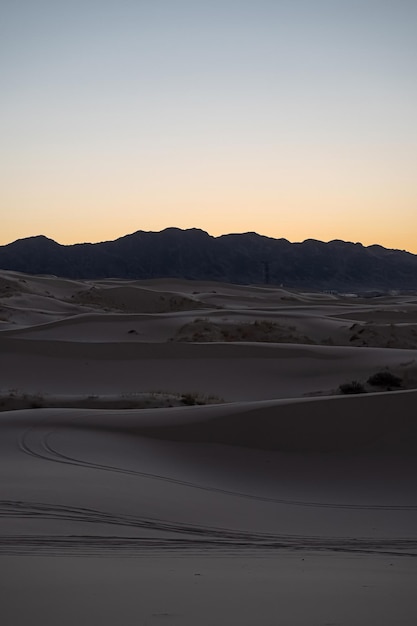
[
  {"xmin": 339, "ymin": 380, "xmax": 366, "ymax": 395},
  {"xmin": 180, "ymin": 392, "xmax": 203, "ymax": 406},
  {"xmin": 367, "ymin": 371, "xmax": 402, "ymax": 388},
  {"xmin": 180, "ymin": 392, "xmax": 223, "ymax": 406}
]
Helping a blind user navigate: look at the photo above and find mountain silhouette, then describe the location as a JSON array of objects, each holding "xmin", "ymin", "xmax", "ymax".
[{"xmin": 1, "ymin": 228, "xmax": 417, "ymax": 291}]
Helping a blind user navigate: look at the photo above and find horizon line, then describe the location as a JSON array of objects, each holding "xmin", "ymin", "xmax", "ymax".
[{"xmin": 1, "ymin": 227, "xmax": 414, "ymax": 255}]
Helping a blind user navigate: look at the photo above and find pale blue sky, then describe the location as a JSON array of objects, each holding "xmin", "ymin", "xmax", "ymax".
[{"xmin": 1, "ymin": 0, "xmax": 417, "ymax": 250}]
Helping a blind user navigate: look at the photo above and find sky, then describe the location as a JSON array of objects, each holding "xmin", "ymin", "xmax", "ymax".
[{"xmin": 1, "ymin": 0, "xmax": 416, "ymax": 251}]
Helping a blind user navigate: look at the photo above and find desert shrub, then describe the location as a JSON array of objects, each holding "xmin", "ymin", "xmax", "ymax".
[
  {"xmin": 180, "ymin": 392, "xmax": 223, "ymax": 406},
  {"xmin": 339, "ymin": 380, "xmax": 366, "ymax": 394},
  {"xmin": 367, "ymin": 371, "xmax": 402, "ymax": 388},
  {"xmin": 181, "ymin": 393, "xmax": 199, "ymax": 406}
]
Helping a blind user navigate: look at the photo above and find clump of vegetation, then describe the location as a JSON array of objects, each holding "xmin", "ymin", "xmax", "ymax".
[
  {"xmin": 339, "ymin": 380, "xmax": 366, "ymax": 394},
  {"xmin": 0, "ymin": 390, "xmax": 45, "ymax": 412},
  {"xmin": 30, "ymin": 400, "xmax": 43, "ymax": 409},
  {"xmin": 173, "ymin": 317, "xmax": 315, "ymax": 344},
  {"xmin": 367, "ymin": 371, "xmax": 402, "ymax": 388},
  {"xmin": 180, "ymin": 392, "xmax": 223, "ymax": 406},
  {"xmin": 181, "ymin": 393, "xmax": 200, "ymax": 406}
]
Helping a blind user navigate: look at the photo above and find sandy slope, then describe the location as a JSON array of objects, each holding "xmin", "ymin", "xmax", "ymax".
[{"xmin": 1, "ymin": 269, "xmax": 417, "ymax": 625}]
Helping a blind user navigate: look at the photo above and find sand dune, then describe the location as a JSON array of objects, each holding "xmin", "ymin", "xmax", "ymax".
[
  {"xmin": 2, "ymin": 333, "xmax": 417, "ymax": 401},
  {"xmin": 1, "ymin": 270, "xmax": 417, "ymax": 625},
  {"xmin": 72, "ymin": 284, "xmax": 208, "ymax": 314}
]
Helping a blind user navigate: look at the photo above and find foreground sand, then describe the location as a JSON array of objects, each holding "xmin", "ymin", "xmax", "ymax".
[{"xmin": 1, "ymin": 270, "xmax": 417, "ymax": 624}]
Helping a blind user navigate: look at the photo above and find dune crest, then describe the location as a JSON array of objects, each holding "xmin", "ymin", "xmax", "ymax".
[{"xmin": 1, "ymin": 270, "xmax": 417, "ymax": 624}]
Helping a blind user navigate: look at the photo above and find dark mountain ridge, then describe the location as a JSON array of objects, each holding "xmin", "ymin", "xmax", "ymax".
[{"xmin": 1, "ymin": 228, "xmax": 416, "ymax": 291}]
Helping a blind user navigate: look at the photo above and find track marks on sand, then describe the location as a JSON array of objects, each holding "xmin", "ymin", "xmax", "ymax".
[
  {"xmin": 1, "ymin": 501, "xmax": 416, "ymax": 557},
  {"xmin": 19, "ymin": 426, "xmax": 417, "ymax": 512}
]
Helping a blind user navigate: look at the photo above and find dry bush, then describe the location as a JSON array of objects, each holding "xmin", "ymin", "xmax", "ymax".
[{"xmin": 339, "ymin": 380, "xmax": 366, "ymax": 394}]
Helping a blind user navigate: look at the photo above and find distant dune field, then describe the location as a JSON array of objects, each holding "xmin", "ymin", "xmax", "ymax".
[{"xmin": 1, "ymin": 269, "xmax": 417, "ymax": 625}]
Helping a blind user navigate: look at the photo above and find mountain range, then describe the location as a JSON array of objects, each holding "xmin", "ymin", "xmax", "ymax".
[{"xmin": 1, "ymin": 228, "xmax": 417, "ymax": 291}]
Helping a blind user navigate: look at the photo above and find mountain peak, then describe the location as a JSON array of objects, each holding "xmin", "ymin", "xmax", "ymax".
[{"xmin": 1, "ymin": 228, "xmax": 416, "ymax": 290}]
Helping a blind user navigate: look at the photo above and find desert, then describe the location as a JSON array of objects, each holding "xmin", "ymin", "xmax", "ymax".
[{"xmin": 1, "ymin": 269, "xmax": 417, "ymax": 625}]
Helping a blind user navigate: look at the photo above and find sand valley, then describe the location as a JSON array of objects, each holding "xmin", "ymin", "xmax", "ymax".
[{"xmin": 1, "ymin": 270, "xmax": 417, "ymax": 625}]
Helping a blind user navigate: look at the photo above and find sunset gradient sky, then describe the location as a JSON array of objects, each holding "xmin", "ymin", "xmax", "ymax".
[{"xmin": 1, "ymin": 0, "xmax": 416, "ymax": 251}]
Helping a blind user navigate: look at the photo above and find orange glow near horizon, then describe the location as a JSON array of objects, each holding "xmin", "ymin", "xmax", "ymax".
[
  {"xmin": 3, "ymin": 192, "xmax": 417, "ymax": 254},
  {"xmin": 2, "ymin": 154, "xmax": 417, "ymax": 252},
  {"xmin": 2, "ymin": 2, "xmax": 417, "ymax": 255}
]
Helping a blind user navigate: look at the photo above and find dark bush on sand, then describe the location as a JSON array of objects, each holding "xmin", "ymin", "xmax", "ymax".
[
  {"xmin": 367, "ymin": 371, "xmax": 402, "ymax": 388},
  {"xmin": 339, "ymin": 380, "xmax": 366, "ymax": 394}
]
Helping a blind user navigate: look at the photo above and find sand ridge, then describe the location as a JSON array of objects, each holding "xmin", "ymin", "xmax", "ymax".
[{"xmin": 1, "ymin": 269, "xmax": 417, "ymax": 625}]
